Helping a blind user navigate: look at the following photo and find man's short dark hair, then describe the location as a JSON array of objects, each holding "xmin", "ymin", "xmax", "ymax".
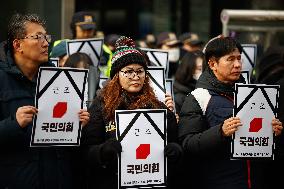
[
  {"xmin": 7, "ymin": 13, "xmax": 46, "ymax": 52},
  {"xmin": 204, "ymin": 37, "xmax": 242, "ymax": 63}
]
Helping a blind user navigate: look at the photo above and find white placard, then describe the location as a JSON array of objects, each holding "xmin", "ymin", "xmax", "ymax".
[
  {"xmin": 141, "ymin": 48, "xmax": 169, "ymax": 78},
  {"xmin": 116, "ymin": 109, "xmax": 167, "ymax": 188},
  {"xmin": 66, "ymin": 38, "xmax": 104, "ymax": 67},
  {"xmin": 99, "ymin": 77, "xmax": 109, "ymax": 89},
  {"xmin": 241, "ymin": 44, "xmax": 257, "ymax": 76},
  {"xmin": 231, "ymin": 84, "xmax": 279, "ymax": 159},
  {"xmin": 166, "ymin": 79, "xmax": 175, "ymax": 112},
  {"xmin": 83, "ymin": 80, "xmax": 89, "ymax": 109},
  {"xmin": 165, "ymin": 79, "xmax": 174, "ymax": 97},
  {"xmin": 241, "ymin": 70, "xmax": 250, "ymax": 84},
  {"xmin": 31, "ymin": 67, "xmax": 88, "ymax": 146},
  {"xmin": 50, "ymin": 57, "xmax": 59, "ymax": 67},
  {"xmin": 147, "ymin": 67, "xmax": 166, "ymax": 103}
]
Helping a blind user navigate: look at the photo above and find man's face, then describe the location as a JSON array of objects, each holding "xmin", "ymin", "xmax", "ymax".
[
  {"xmin": 75, "ymin": 25, "xmax": 95, "ymax": 39},
  {"xmin": 20, "ymin": 22, "xmax": 49, "ymax": 64},
  {"xmin": 210, "ymin": 48, "xmax": 242, "ymax": 85}
]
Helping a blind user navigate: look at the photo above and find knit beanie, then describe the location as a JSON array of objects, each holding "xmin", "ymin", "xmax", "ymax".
[{"xmin": 110, "ymin": 36, "xmax": 148, "ymax": 79}]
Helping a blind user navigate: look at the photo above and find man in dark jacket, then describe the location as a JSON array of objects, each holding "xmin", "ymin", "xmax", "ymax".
[
  {"xmin": 178, "ymin": 36, "xmax": 282, "ymax": 189},
  {"xmin": 0, "ymin": 13, "xmax": 80, "ymax": 189}
]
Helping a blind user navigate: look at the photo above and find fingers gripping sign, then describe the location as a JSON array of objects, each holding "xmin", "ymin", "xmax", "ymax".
[
  {"xmin": 222, "ymin": 117, "xmax": 243, "ymax": 137},
  {"xmin": 78, "ymin": 109, "xmax": 90, "ymax": 128},
  {"xmin": 272, "ymin": 118, "xmax": 283, "ymax": 136},
  {"xmin": 16, "ymin": 106, "xmax": 38, "ymax": 128},
  {"xmin": 164, "ymin": 93, "xmax": 174, "ymax": 112}
]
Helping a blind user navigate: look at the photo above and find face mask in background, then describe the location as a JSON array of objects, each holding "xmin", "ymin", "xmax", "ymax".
[
  {"xmin": 193, "ymin": 72, "xmax": 202, "ymax": 80},
  {"xmin": 193, "ymin": 57, "xmax": 203, "ymax": 80},
  {"xmin": 168, "ymin": 48, "xmax": 180, "ymax": 62}
]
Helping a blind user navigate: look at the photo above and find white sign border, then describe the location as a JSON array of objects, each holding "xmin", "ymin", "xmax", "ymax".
[
  {"xmin": 31, "ymin": 67, "xmax": 88, "ymax": 147},
  {"xmin": 231, "ymin": 83, "xmax": 280, "ymax": 159},
  {"xmin": 66, "ymin": 38, "xmax": 104, "ymax": 67},
  {"xmin": 141, "ymin": 48, "xmax": 169, "ymax": 78},
  {"xmin": 116, "ymin": 109, "xmax": 167, "ymax": 188}
]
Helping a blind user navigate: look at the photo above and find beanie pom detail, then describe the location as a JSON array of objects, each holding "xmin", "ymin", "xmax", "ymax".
[{"xmin": 115, "ymin": 36, "xmax": 136, "ymax": 50}]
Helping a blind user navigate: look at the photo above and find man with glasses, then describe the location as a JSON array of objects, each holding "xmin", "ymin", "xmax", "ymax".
[
  {"xmin": 0, "ymin": 13, "xmax": 88, "ymax": 189},
  {"xmin": 178, "ymin": 36, "xmax": 283, "ymax": 189}
]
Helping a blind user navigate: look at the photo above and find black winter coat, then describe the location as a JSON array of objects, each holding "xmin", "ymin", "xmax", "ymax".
[
  {"xmin": 82, "ymin": 93, "xmax": 180, "ymax": 189},
  {"xmin": 252, "ymin": 68, "xmax": 284, "ymax": 189},
  {"xmin": 0, "ymin": 42, "xmax": 78, "ymax": 189},
  {"xmin": 173, "ymin": 79, "xmax": 196, "ymax": 115},
  {"xmin": 178, "ymin": 68, "xmax": 250, "ymax": 189}
]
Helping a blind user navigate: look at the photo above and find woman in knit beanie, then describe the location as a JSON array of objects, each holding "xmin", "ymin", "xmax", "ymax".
[{"xmin": 82, "ymin": 36, "xmax": 183, "ymax": 189}]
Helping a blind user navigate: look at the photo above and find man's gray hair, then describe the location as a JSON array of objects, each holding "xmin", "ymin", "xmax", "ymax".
[{"xmin": 7, "ymin": 13, "xmax": 46, "ymax": 51}]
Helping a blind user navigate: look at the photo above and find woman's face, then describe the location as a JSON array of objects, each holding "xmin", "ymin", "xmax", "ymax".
[
  {"xmin": 193, "ymin": 57, "xmax": 203, "ymax": 80},
  {"xmin": 118, "ymin": 64, "xmax": 146, "ymax": 93}
]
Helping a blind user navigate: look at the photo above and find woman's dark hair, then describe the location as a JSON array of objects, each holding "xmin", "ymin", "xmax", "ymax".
[
  {"xmin": 174, "ymin": 50, "xmax": 205, "ymax": 86},
  {"xmin": 204, "ymin": 36, "xmax": 242, "ymax": 63},
  {"xmin": 64, "ymin": 52, "xmax": 93, "ymax": 69}
]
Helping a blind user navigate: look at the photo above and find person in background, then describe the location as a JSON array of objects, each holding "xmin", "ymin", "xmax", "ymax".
[
  {"xmin": 178, "ymin": 36, "xmax": 283, "ymax": 189},
  {"xmin": 135, "ymin": 39, "xmax": 148, "ymax": 48},
  {"xmin": 105, "ymin": 34, "xmax": 120, "ymax": 53},
  {"xmin": 61, "ymin": 52, "xmax": 94, "ymax": 189},
  {"xmin": 253, "ymin": 45, "xmax": 284, "ymax": 189},
  {"xmin": 64, "ymin": 52, "xmax": 93, "ymax": 69},
  {"xmin": 145, "ymin": 33, "xmax": 157, "ymax": 49},
  {"xmin": 179, "ymin": 32, "xmax": 204, "ymax": 58},
  {"xmin": 82, "ymin": 36, "xmax": 183, "ymax": 189},
  {"xmin": 50, "ymin": 39, "xmax": 68, "ymax": 67},
  {"xmin": 70, "ymin": 11, "xmax": 112, "ymax": 77},
  {"xmin": 0, "ymin": 13, "xmax": 89, "ymax": 189},
  {"xmin": 173, "ymin": 50, "xmax": 205, "ymax": 115},
  {"xmin": 64, "ymin": 51, "xmax": 100, "ymax": 110},
  {"xmin": 156, "ymin": 32, "xmax": 182, "ymax": 78}
]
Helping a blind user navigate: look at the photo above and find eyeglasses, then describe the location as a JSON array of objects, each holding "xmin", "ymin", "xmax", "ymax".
[
  {"xmin": 120, "ymin": 69, "xmax": 145, "ymax": 78},
  {"xmin": 22, "ymin": 34, "xmax": 52, "ymax": 43}
]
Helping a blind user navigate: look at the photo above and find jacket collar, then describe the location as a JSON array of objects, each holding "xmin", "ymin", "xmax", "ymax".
[
  {"xmin": 0, "ymin": 41, "xmax": 54, "ymax": 77},
  {"xmin": 196, "ymin": 67, "xmax": 245, "ymax": 98}
]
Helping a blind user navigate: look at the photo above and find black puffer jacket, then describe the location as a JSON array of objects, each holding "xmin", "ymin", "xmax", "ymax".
[
  {"xmin": 0, "ymin": 41, "xmax": 77, "ymax": 189},
  {"xmin": 82, "ymin": 92, "xmax": 180, "ymax": 189},
  {"xmin": 173, "ymin": 79, "xmax": 196, "ymax": 115},
  {"xmin": 178, "ymin": 68, "xmax": 250, "ymax": 189}
]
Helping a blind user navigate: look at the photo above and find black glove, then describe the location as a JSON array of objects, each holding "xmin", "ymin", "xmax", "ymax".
[
  {"xmin": 100, "ymin": 138, "xmax": 122, "ymax": 162},
  {"xmin": 164, "ymin": 142, "xmax": 183, "ymax": 163}
]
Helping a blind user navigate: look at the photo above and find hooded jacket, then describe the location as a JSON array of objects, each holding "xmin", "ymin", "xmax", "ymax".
[
  {"xmin": 0, "ymin": 41, "xmax": 76, "ymax": 189},
  {"xmin": 178, "ymin": 67, "xmax": 249, "ymax": 189}
]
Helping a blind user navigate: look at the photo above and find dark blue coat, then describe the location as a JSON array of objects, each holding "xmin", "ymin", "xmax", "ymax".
[
  {"xmin": 0, "ymin": 42, "xmax": 77, "ymax": 189},
  {"xmin": 178, "ymin": 68, "xmax": 249, "ymax": 189}
]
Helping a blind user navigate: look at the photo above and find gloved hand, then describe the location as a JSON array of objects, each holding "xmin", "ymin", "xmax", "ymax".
[
  {"xmin": 100, "ymin": 138, "xmax": 122, "ymax": 162},
  {"xmin": 164, "ymin": 142, "xmax": 183, "ymax": 163}
]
